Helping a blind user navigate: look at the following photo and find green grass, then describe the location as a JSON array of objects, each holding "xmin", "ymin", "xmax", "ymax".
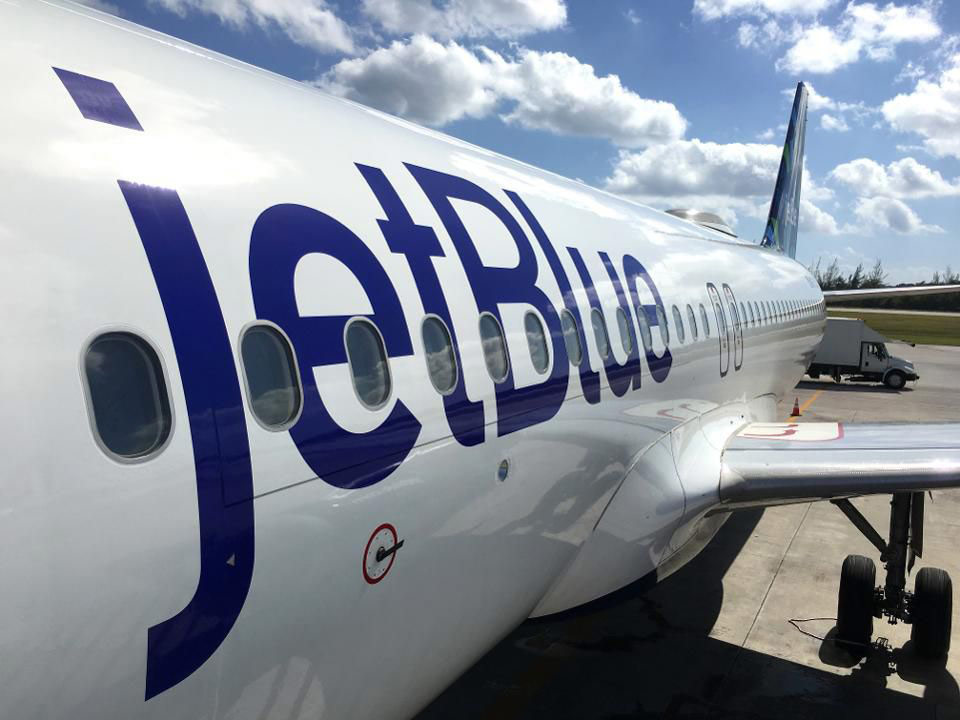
[{"xmin": 828, "ymin": 310, "xmax": 960, "ymax": 346}]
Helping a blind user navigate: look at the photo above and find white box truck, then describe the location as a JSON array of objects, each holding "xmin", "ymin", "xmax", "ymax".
[{"xmin": 807, "ymin": 317, "xmax": 918, "ymax": 389}]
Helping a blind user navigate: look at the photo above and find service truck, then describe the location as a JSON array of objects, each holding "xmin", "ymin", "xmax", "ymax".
[{"xmin": 807, "ymin": 317, "xmax": 918, "ymax": 389}]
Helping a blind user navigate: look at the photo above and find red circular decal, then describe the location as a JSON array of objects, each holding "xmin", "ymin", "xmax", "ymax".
[{"xmin": 363, "ymin": 523, "xmax": 399, "ymax": 584}]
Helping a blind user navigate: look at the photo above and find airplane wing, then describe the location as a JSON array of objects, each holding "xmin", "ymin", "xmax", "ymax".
[
  {"xmin": 718, "ymin": 422, "xmax": 960, "ymax": 509},
  {"xmin": 824, "ymin": 285, "xmax": 960, "ymax": 303}
]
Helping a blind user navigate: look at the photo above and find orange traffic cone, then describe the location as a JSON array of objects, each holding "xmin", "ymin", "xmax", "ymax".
[{"xmin": 790, "ymin": 398, "xmax": 801, "ymax": 417}]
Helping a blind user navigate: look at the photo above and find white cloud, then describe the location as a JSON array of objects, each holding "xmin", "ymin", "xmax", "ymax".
[
  {"xmin": 736, "ymin": 19, "xmax": 791, "ymax": 48},
  {"xmin": 150, "ymin": 0, "xmax": 354, "ymax": 53},
  {"xmin": 496, "ymin": 50, "xmax": 688, "ymax": 146},
  {"xmin": 777, "ymin": 3, "xmax": 941, "ymax": 75},
  {"xmin": 895, "ymin": 60, "xmax": 926, "ymax": 84},
  {"xmin": 820, "ymin": 113, "xmax": 849, "ymax": 131},
  {"xmin": 778, "ymin": 24, "xmax": 863, "ymax": 74},
  {"xmin": 317, "ymin": 37, "xmax": 501, "ymax": 124},
  {"xmin": 854, "ymin": 195, "xmax": 943, "ymax": 234},
  {"xmin": 603, "ymin": 140, "xmax": 839, "ymax": 233},
  {"xmin": 829, "ymin": 157, "xmax": 960, "ymax": 198},
  {"xmin": 624, "ymin": 8, "xmax": 642, "ymax": 26},
  {"xmin": 757, "ymin": 127, "xmax": 776, "ymax": 140},
  {"xmin": 360, "ymin": 0, "xmax": 566, "ymax": 39},
  {"xmin": 882, "ymin": 53, "xmax": 960, "ymax": 159},
  {"xmin": 801, "ymin": 198, "xmax": 841, "ymax": 234},
  {"xmin": 798, "ymin": 82, "xmax": 859, "ymax": 112},
  {"xmin": 317, "ymin": 36, "xmax": 688, "ymax": 146},
  {"xmin": 694, "ymin": 0, "xmax": 836, "ymax": 21}
]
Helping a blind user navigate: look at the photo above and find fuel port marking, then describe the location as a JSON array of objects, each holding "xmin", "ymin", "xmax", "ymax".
[{"xmin": 363, "ymin": 523, "xmax": 402, "ymax": 584}]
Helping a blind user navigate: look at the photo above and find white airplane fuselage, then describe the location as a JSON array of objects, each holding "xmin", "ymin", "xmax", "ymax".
[{"xmin": 1, "ymin": 2, "xmax": 826, "ymax": 718}]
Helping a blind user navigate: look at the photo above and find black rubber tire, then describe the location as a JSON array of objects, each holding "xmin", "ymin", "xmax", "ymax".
[
  {"xmin": 808, "ymin": 372, "xmax": 821, "ymax": 380},
  {"xmin": 837, "ymin": 555, "xmax": 876, "ymax": 646},
  {"xmin": 885, "ymin": 371, "xmax": 906, "ymax": 389},
  {"xmin": 911, "ymin": 567, "xmax": 953, "ymax": 659}
]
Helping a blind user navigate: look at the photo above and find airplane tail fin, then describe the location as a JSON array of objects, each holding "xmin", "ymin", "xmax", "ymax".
[{"xmin": 760, "ymin": 82, "xmax": 808, "ymax": 259}]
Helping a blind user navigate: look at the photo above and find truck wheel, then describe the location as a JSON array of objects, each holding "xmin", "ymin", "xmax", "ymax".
[
  {"xmin": 911, "ymin": 567, "xmax": 952, "ymax": 659},
  {"xmin": 885, "ymin": 371, "xmax": 906, "ymax": 389},
  {"xmin": 837, "ymin": 555, "xmax": 875, "ymax": 647}
]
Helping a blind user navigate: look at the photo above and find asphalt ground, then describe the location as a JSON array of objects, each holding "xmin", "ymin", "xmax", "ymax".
[
  {"xmin": 416, "ymin": 343, "xmax": 960, "ymax": 720},
  {"xmin": 833, "ymin": 308, "xmax": 960, "ymax": 318}
]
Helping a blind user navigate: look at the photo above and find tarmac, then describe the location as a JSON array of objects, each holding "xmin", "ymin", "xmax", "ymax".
[
  {"xmin": 833, "ymin": 307, "xmax": 960, "ymax": 318},
  {"xmin": 416, "ymin": 343, "xmax": 960, "ymax": 720}
]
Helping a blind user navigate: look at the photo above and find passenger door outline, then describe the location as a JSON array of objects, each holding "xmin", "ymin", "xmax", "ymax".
[
  {"xmin": 706, "ymin": 283, "xmax": 730, "ymax": 377},
  {"xmin": 722, "ymin": 284, "xmax": 744, "ymax": 371}
]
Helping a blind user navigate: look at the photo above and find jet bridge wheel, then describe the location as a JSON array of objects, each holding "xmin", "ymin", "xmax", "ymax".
[
  {"xmin": 837, "ymin": 554, "xmax": 876, "ymax": 646},
  {"xmin": 911, "ymin": 567, "xmax": 953, "ymax": 659}
]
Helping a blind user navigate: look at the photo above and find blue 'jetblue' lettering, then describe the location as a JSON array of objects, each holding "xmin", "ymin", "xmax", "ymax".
[
  {"xmin": 357, "ymin": 164, "xmax": 485, "ymax": 446},
  {"xmin": 599, "ymin": 251, "xmax": 644, "ymax": 391},
  {"xmin": 249, "ymin": 203, "xmax": 422, "ymax": 489},
  {"xmin": 407, "ymin": 164, "xmax": 569, "ymax": 436},
  {"xmin": 567, "ymin": 248, "xmax": 635, "ymax": 397},
  {"xmin": 623, "ymin": 255, "xmax": 673, "ymax": 383},
  {"xmin": 506, "ymin": 191, "xmax": 602, "ymax": 405},
  {"xmin": 118, "ymin": 181, "xmax": 255, "ymax": 700}
]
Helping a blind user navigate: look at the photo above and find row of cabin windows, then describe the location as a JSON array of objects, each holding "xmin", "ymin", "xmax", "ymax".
[{"xmin": 81, "ymin": 295, "xmax": 828, "ymax": 461}]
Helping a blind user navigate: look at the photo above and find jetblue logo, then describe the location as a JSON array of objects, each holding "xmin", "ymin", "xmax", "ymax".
[{"xmin": 56, "ymin": 67, "xmax": 673, "ymax": 699}]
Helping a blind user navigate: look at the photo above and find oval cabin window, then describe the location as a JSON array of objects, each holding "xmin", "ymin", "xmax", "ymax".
[
  {"xmin": 636, "ymin": 306, "xmax": 653, "ymax": 351},
  {"xmin": 672, "ymin": 305, "xmax": 685, "ymax": 343},
  {"xmin": 479, "ymin": 313, "xmax": 509, "ymax": 383},
  {"xmin": 525, "ymin": 312, "xmax": 550, "ymax": 374},
  {"xmin": 84, "ymin": 332, "xmax": 172, "ymax": 459},
  {"xmin": 699, "ymin": 303, "xmax": 711, "ymax": 337},
  {"xmin": 345, "ymin": 320, "xmax": 392, "ymax": 409},
  {"xmin": 655, "ymin": 304, "xmax": 670, "ymax": 345},
  {"xmin": 422, "ymin": 316, "xmax": 458, "ymax": 395},
  {"xmin": 560, "ymin": 310, "xmax": 583, "ymax": 366},
  {"xmin": 591, "ymin": 309, "xmax": 610, "ymax": 359},
  {"xmin": 241, "ymin": 324, "xmax": 303, "ymax": 427},
  {"xmin": 686, "ymin": 304, "xmax": 698, "ymax": 340},
  {"xmin": 616, "ymin": 307, "xmax": 633, "ymax": 354}
]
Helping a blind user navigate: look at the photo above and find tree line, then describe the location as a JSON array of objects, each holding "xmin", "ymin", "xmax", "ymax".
[{"xmin": 810, "ymin": 258, "xmax": 960, "ymax": 311}]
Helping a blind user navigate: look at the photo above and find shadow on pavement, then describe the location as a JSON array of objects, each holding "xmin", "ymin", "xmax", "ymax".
[
  {"xmin": 415, "ymin": 509, "xmax": 957, "ymax": 720},
  {"xmin": 797, "ymin": 379, "xmax": 911, "ymax": 394}
]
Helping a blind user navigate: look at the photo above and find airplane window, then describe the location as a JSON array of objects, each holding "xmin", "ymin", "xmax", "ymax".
[
  {"xmin": 345, "ymin": 320, "xmax": 392, "ymax": 410},
  {"xmin": 422, "ymin": 316, "xmax": 458, "ymax": 395},
  {"xmin": 739, "ymin": 302, "xmax": 747, "ymax": 328},
  {"xmin": 754, "ymin": 302, "xmax": 761, "ymax": 325},
  {"xmin": 672, "ymin": 305, "xmax": 685, "ymax": 343},
  {"xmin": 636, "ymin": 305, "xmax": 653, "ymax": 351},
  {"xmin": 747, "ymin": 302, "xmax": 755, "ymax": 326},
  {"xmin": 686, "ymin": 304, "xmax": 698, "ymax": 340},
  {"xmin": 479, "ymin": 313, "xmax": 510, "ymax": 383},
  {"xmin": 591, "ymin": 308, "xmax": 611, "ymax": 359},
  {"xmin": 241, "ymin": 324, "xmax": 303, "ymax": 427},
  {"xmin": 83, "ymin": 332, "xmax": 172, "ymax": 459},
  {"xmin": 699, "ymin": 303, "xmax": 711, "ymax": 337},
  {"xmin": 616, "ymin": 307, "xmax": 633, "ymax": 354},
  {"xmin": 655, "ymin": 304, "xmax": 670, "ymax": 345},
  {"xmin": 525, "ymin": 312, "xmax": 550, "ymax": 374},
  {"xmin": 560, "ymin": 310, "xmax": 583, "ymax": 366}
]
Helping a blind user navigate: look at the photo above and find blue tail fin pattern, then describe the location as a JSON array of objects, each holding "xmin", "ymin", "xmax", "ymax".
[{"xmin": 761, "ymin": 82, "xmax": 808, "ymax": 259}]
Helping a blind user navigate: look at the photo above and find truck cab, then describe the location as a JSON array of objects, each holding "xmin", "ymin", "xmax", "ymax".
[{"xmin": 808, "ymin": 317, "xmax": 918, "ymax": 389}]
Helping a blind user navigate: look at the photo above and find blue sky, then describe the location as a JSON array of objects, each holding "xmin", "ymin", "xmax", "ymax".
[{"xmin": 86, "ymin": 0, "xmax": 958, "ymax": 283}]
